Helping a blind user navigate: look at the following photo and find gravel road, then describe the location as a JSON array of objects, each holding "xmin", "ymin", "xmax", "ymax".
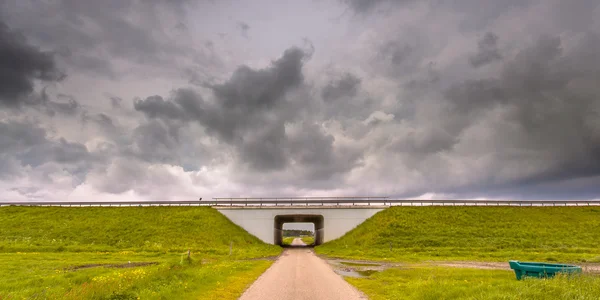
[{"xmin": 239, "ymin": 238, "xmax": 367, "ymax": 300}]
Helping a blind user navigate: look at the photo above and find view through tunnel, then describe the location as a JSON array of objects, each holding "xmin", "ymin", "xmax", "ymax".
[{"xmin": 274, "ymin": 215, "xmax": 324, "ymax": 246}]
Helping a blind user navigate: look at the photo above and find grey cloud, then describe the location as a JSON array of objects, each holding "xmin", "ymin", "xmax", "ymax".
[
  {"xmin": 88, "ymin": 158, "xmax": 185, "ymax": 196},
  {"xmin": 135, "ymin": 47, "xmax": 307, "ymax": 170},
  {"xmin": 237, "ymin": 22, "xmax": 250, "ymax": 38},
  {"xmin": 128, "ymin": 120, "xmax": 182, "ymax": 164},
  {"xmin": 469, "ymin": 32, "xmax": 502, "ymax": 68},
  {"xmin": 57, "ymin": 49, "xmax": 116, "ymax": 78},
  {"xmin": 3, "ymin": 0, "xmax": 600, "ymax": 200},
  {"xmin": 343, "ymin": 0, "xmax": 415, "ymax": 14},
  {"xmin": 136, "ymin": 47, "xmax": 307, "ymax": 141},
  {"xmin": 239, "ymin": 124, "xmax": 288, "ymax": 171},
  {"xmin": 211, "ymin": 47, "xmax": 305, "ymax": 114},
  {"xmin": 88, "ymin": 158, "xmax": 147, "ymax": 194},
  {"xmin": 436, "ymin": 33, "xmax": 600, "ymax": 189},
  {"xmin": 0, "ymin": 22, "xmax": 65, "ymax": 106},
  {"xmin": 134, "ymin": 95, "xmax": 191, "ymax": 120},
  {"xmin": 81, "ymin": 112, "xmax": 117, "ymax": 131},
  {"xmin": 287, "ymin": 123, "xmax": 362, "ymax": 180},
  {"xmin": 0, "ymin": 121, "xmax": 47, "ymax": 153},
  {"xmin": 373, "ymin": 31, "xmax": 435, "ymax": 79},
  {"xmin": 134, "ymin": 46, "xmax": 359, "ymax": 176},
  {"xmin": 108, "ymin": 95, "xmax": 123, "ymax": 108},
  {"xmin": 321, "ymin": 73, "xmax": 361, "ymax": 101},
  {"xmin": 19, "ymin": 138, "xmax": 90, "ymax": 168},
  {"xmin": 0, "ymin": 0, "xmax": 198, "ymax": 79},
  {"xmin": 0, "ymin": 121, "xmax": 92, "ymax": 180},
  {"xmin": 47, "ymin": 95, "xmax": 80, "ymax": 116}
]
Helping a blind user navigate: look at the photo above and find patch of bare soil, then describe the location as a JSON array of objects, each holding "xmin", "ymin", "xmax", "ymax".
[
  {"xmin": 67, "ymin": 262, "xmax": 158, "ymax": 271},
  {"xmin": 242, "ymin": 256, "xmax": 280, "ymax": 261},
  {"xmin": 326, "ymin": 258, "xmax": 600, "ymax": 273},
  {"xmin": 432, "ymin": 261, "xmax": 510, "ymax": 270},
  {"xmin": 428, "ymin": 261, "xmax": 600, "ymax": 273},
  {"xmin": 580, "ymin": 264, "xmax": 600, "ymax": 273}
]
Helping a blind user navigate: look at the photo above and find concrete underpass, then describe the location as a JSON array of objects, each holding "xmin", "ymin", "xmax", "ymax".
[
  {"xmin": 216, "ymin": 207, "xmax": 385, "ymax": 245},
  {"xmin": 274, "ymin": 214, "xmax": 324, "ymax": 245}
]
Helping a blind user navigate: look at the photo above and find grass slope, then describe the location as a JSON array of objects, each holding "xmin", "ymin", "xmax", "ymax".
[
  {"xmin": 317, "ymin": 207, "xmax": 600, "ymax": 262},
  {"xmin": 0, "ymin": 206, "xmax": 278, "ymax": 255},
  {"xmin": 0, "ymin": 207, "xmax": 280, "ymax": 299}
]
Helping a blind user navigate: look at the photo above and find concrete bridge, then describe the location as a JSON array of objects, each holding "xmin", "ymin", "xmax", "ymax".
[
  {"xmin": 213, "ymin": 197, "xmax": 388, "ymax": 245},
  {"xmin": 200, "ymin": 197, "xmax": 600, "ymax": 246},
  {"xmin": 3, "ymin": 198, "xmax": 600, "ymax": 246}
]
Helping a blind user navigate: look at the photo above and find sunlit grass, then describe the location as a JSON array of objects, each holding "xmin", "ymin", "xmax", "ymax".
[
  {"xmin": 0, "ymin": 207, "xmax": 281, "ymax": 299},
  {"xmin": 317, "ymin": 207, "xmax": 600, "ymax": 262},
  {"xmin": 347, "ymin": 266, "xmax": 600, "ymax": 300},
  {"xmin": 0, "ymin": 206, "xmax": 280, "ymax": 255},
  {"xmin": 0, "ymin": 252, "xmax": 272, "ymax": 299},
  {"xmin": 282, "ymin": 237, "xmax": 295, "ymax": 245},
  {"xmin": 301, "ymin": 236, "xmax": 315, "ymax": 245}
]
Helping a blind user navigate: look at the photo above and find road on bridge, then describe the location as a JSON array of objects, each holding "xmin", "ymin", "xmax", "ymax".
[{"xmin": 240, "ymin": 238, "xmax": 366, "ymax": 300}]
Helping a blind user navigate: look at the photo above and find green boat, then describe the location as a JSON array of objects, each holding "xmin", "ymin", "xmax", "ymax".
[{"xmin": 509, "ymin": 260, "xmax": 582, "ymax": 280}]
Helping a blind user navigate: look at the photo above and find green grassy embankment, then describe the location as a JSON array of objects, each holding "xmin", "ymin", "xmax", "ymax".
[
  {"xmin": 0, "ymin": 207, "xmax": 281, "ymax": 299},
  {"xmin": 317, "ymin": 206, "xmax": 600, "ymax": 299},
  {"xmin": 317, "ymin": 207, "xmax": 600, "ymax": 262}
]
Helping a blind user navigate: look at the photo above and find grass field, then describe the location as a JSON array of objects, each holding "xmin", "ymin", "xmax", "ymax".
[
  {"xmin": 282, "ymin": 237, "xmax": 295, "ymax": 245},
  {"xmin": 317, "ymin": 206, "xmax": 600, "ymax": 262},
  {"xmin": 0, "ymin": 206, "xmax": 281, "ymax": 299},
  {"xmin": 301, "ymin": 236, "xmax": 315, "ymax": 245},
  {"xmin": 347, "ymin": 267, "xmax": 600, "ymax": 300}
]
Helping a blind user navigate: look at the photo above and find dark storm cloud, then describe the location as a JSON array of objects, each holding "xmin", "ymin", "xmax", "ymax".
[
  {"xmin": 0, "ymin": 0, "xmax": 195, "ymax": 79},
  {"xmin": 437, "ymin": 33, "xmax": 600, "ymax": 189},
  {"xmin": 0, "ymin": 22, "xmax": 65, "ymax": 106},
  {"xmin": 0, "ymin": 121, "xmax": 92, "ymax": 178},
  {"xmin": 135, "ymin": 47, "xmax": 308, "ymax": 170},
  {"xmin": 1, "ymin": 0, "xmax": 599, "ymax": 200},
  {"xmin": 321, "ymin": 73, "xmax": 361, "ymax": 101},
  {"xmin": 469, "ymin": 32, "xmax": 502, "ymax": 68},
  {"xmin": 134, "ymin": 46, "xmax": 358, "ymax": 175},
  {"xmin": 136, "ymin": 47, "xmax": 306, "ymax": 138}
]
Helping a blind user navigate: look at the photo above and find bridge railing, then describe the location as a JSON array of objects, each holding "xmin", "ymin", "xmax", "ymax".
[
  {"xmin": 0, "ymin": 201, "xmax": 208, "ymax": 207},
  {"xmin": 2, "ymin": 199, "xmax": 600, "ymax": 207},
  {"xmin": 207, "ymin": 198, "xmax": 600, "ymax": 207}
]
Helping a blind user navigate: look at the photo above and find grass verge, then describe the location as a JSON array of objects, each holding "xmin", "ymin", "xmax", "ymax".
[
  {"xmin": 346, "ymin": 266, "xmax": 600, "ymax": 300},
  {"xmin": 0, "ymin": 207, "xmax": 281, "ymax": 298},
  {"xmin": 0, "ymin": 252, "xmax": 272, "ymax": 299}
]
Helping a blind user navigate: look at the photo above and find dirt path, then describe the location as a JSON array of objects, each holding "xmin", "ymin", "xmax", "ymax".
[
  {"xmin": 239, "ymin": 246, "xmax": 367, "ymax": 300},
  {"xmin": 291, "ymin": 237, "xmax": 306, "ymax": 246}
]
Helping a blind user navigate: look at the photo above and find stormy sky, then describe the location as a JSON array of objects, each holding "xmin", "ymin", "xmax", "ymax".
[{"xmin": 1, "ymin": 0, "xmax": 599, "ymax": 201}]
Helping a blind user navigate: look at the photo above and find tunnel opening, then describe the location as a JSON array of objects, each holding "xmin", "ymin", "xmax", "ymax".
[
  {"xmin": 282, "ymin": 222, "xmax": 315, "ymax": 246},
  {"xmin": 274, "ymin": 215, "xmax": 324, "ymax": 246}
]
